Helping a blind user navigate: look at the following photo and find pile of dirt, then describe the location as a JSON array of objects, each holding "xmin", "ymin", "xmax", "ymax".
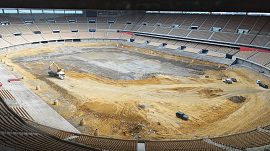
[
  {"xmin": 198, "ymin": 88, "xmax": 223, "ymax": 98},
  {"xmin": 228, "ymin": 96, "xmax": 246, "ymax": 103},
  {"xmin": 129, "ymin": 123, "xmax": 145, "ymax": 134},
  {"xmin": 163, "ymin": 87, "xmax": 195, "ymax": 93}
]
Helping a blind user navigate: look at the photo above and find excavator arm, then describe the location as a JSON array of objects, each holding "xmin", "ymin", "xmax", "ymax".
[
  {"xmin": 48, "ymin": 62, "xmax": 65, "ymax": 80},
  {"xmin": 49, "ymin": 62, "xmax": 64, "ymax": 72}
]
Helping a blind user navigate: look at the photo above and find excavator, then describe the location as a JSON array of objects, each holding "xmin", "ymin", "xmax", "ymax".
[{"xmin": 48, "ymin": 62, "xmax": 65, "ymax": 80}]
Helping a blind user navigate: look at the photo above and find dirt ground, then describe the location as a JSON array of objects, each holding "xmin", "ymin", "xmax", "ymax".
[{"xmin": 2, "ymin": 42, "xmax": 270, "ymax": 140}]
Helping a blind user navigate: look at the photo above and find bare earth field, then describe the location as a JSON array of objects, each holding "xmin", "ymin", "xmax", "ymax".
[{"xmin": 2, "ymin": 42, "xmax": 270, "ymax": 140}]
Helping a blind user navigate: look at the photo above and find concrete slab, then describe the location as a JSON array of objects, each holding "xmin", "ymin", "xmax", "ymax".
[{"xmin": 0, "ymin": 64, "xmax": 80, "ymax": 133}]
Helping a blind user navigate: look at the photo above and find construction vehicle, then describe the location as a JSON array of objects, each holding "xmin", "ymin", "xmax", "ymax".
[
  {"xmin": 256, "ymin": 80, "xmax": 268, "ymax": 89},
  {"xmin": 223, "ymin": 78, "xmax": 233, "ymax": 84},
  {"xmin": 223, "ymin": 78, "xmax": 237, "ymax": 84},
  {"xmin": 176, "ymin": 111, "xmax": 189, "ymax": 121},
  {"xmin": 259, "ymin": 83, "xmax": 268, "ymax": 89},
  {"xmin": 48, "ymin": 62, "xmax": 65, "ymax": 80},
  {"xmin": 231, "ymin": 78, "xmax": 237, "ymax": 82}
]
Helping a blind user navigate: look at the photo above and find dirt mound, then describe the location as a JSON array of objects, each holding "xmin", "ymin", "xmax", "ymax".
[
  {"xmin": 228, "ymin": 96, "xmax": 246, "ymax": 103},
  {"xmin": 162, "ymin": 87, "xmax": 195, "ymax": 93},
  {"xmin": 79, "ymin": 100, "xmax": 148, "ymax": 122},
  {"xmin": 198, "ymin": 88, "xmax": 223, "ymax": 98}
]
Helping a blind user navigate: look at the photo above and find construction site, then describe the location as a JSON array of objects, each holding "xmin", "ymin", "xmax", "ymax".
[{"xmin": 2, "ymin": 42, "xmax": 270, "ymax": 140}]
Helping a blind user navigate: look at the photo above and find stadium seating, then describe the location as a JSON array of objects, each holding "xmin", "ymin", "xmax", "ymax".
[
  {"xmin": 110, "ymin": 23, "xmax": 126, "ymax": 30},
  {"xmin": 36, "ymin": 24, "xmax": 52, "ymax": 33},
  {"xmin": 213, "ymin": 15, "xmax": 231, "ymax": 29},
  {"xmin": 0, "ymin": 13, "xmax": 267, "ymax": 50},
  {"xmin": 222, "ymin": 16, "xmax": 244, "ymax": 32},
  {"xmin": 138, "ymin": 25, "xmax": 156, "ymax": 33},
  {"xmin": 199, "ymin": 15, "xmax": 218, "ymax": 30},
  {"xmin": 234, "ymin": 51, "xmax": 258, "ymax": 59},
  {"xmin": 210, "ymin": 32, "xmax": 239, "ymax": 43},
  {"xmin": 236, "ymin": 34, "xmax": 256, "ymax": 45},
  {"xmin": 27, "ymin": 120, "xmax": 75, "ymax": 139},
  {"xmin": 73, "ymin": 135, "xmax": 137, "ymax": 151},
  {"xmin": 26, "ymin": 24, "xmax": 40, "ymax": 32},
  {"xmin": 152, "ymin": 27, "xmax": 171, "ymax": 35},
  {"xmin": 0, "ymin": 12, "xmax": 269, "ymax": 151},
  {"xmin": 77, "ymin": 23, "xmax": 89, "ymax": 32},
  {"xmin": 170, "ymin": 28, "xmax": 191, "ymax": 37},
  {"xmin": 211, "ymin": 130, "xmax": 270, "ymax": 150},
  {"xmin": 248, "ymin": 52, "xmax": 270, "ymax": 65},
  {"xmin": 237, "ymin": 16, "xmax": 257, "ymax": 31},
  {"xmin": 9, "ymin": 106, "xmax": 33, "ymax": 120},
  {"xmin": 187, "ymin": 30, "xmax": 213, "ymax": 40},
  {"xmin": 145, "ymin": 139, "xmax": 224, "ymax": 151},
  {"xmin": 251, "ymin": 35, "xmax": 270, "ymax": 47},
  {"xmin": 0, "ymin": 132, "xmax": 95, "ymax": 151}
]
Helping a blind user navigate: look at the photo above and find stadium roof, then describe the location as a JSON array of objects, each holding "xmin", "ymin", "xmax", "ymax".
[{"xmin": 0, "ymin": 0, "xmax": 269, "ymax": 12}]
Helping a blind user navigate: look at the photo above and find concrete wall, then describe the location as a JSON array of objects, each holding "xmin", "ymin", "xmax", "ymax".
[{"xmin": 236, "ymin": 58, "xmax": 270, "ymax": 76}]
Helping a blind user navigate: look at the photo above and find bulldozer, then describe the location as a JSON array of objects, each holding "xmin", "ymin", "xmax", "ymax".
[{"xmin": 48, "ymin": 62, "xmax": 65, "ymax": 80}]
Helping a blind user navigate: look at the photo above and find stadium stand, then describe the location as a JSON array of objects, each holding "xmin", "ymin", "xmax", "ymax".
[
  {"xmin": 42, "ymin": 33, "xmax": 61, "ymax": 41},
  {"xmin": 36, "ymin": 24, "xmax": 52, "ymax": 34},
  {"xmin": 138, "ymin": 25, "xmax": 156, "ymax": 33},
  {"xmin": 145, "ymin": 139, "xmax": 224, "ymax": 151},
  {"xmin": 210, "ymin": 32, "xmax": 239, "ymax": 43},
  {"xmin": 170, "ymin": 28, "xmax": 191, "ymax": 37},
  {"xmin": 187, "ymin": 30, "xmax": 213, "ymax": 40},
  {"xmin": 73, "ymin": 135, "xmax": 138, "ymax": 151},
  {"xmin": 152, "ymin": 26, "xmax": 171, "ymax": 35},
  {"xmin": 222, "ymin": 15, "xmax": 244, "ymax": 32},
  {"xmin": 237, "ymin": 16, "xmax": 257, "ymax": 31},
  {"xmin": 234, "ymin": 51, "xmax": 257, "ymax": 59},
  {"xmin": 0, "ymin": 11, "xmax": 269, "ymax": 151},
  {"xmin": 211, "ymin": 130, "xmax": 270, "ymax": 150},
  {"xmin": 251, "ymin": 35, "xmax": 270, "ymax": 47},
  {"xmin": 199, "ymin": 15, "xmax": 218, "ymax": 30},
  {"xmin": 110, "ymin": 23, "xmax": 126, "ymax": 30},
  {"xmin": 77, "ymin": 23, "xmax": 89, "ymax": 32},
  {"xmin": 27, "ymin": 120, "xmax": 76, "ymax": 139},
  {"xmin": 9, "ymin": 106, "xmax": 33, "ymax": 120},
  {"xmin": 248, "ymin": 52, "xmax": 270, "ymax": 65},
  {"xmin": 236, "ymin": 34, "xmax": 256, "ymax": 45},
  {"xmin": 0, "ymin": 132, "xmax": 96, "ymax": 151},
  {"xmin": 213, "ymin": 15, "xmax": 230, "ymax": 29},
  {"xmin": 22, "ymin": 34, "xmax": 44, "ymax": 42}
]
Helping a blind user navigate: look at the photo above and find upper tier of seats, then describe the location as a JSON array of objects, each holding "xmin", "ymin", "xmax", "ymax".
[
  {"xmin": 0, "ymin": 13, "xmax": 269, "ymax": 151},
  {"xmin": 0, "ymin": 13, "xmax": 269, "ymax": 69},
  {"xmin": 0, "ymin": 13, "xmax": 268, "ymax": 49}
]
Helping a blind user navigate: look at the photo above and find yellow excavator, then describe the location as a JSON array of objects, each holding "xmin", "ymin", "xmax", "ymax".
[{"xmin": 48, "ymin": 62, "xmax": 65, "ymax": 80}]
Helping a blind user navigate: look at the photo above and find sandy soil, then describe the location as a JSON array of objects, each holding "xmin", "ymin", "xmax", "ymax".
[{"xmin": 2, "ymin": 42, "xmax": 270, "ymax": 140}]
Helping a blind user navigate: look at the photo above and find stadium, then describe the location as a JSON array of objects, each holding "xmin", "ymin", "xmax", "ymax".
[{"xmin": 0, "ymin": 0, "xmax": 270, "ymax": 150}]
